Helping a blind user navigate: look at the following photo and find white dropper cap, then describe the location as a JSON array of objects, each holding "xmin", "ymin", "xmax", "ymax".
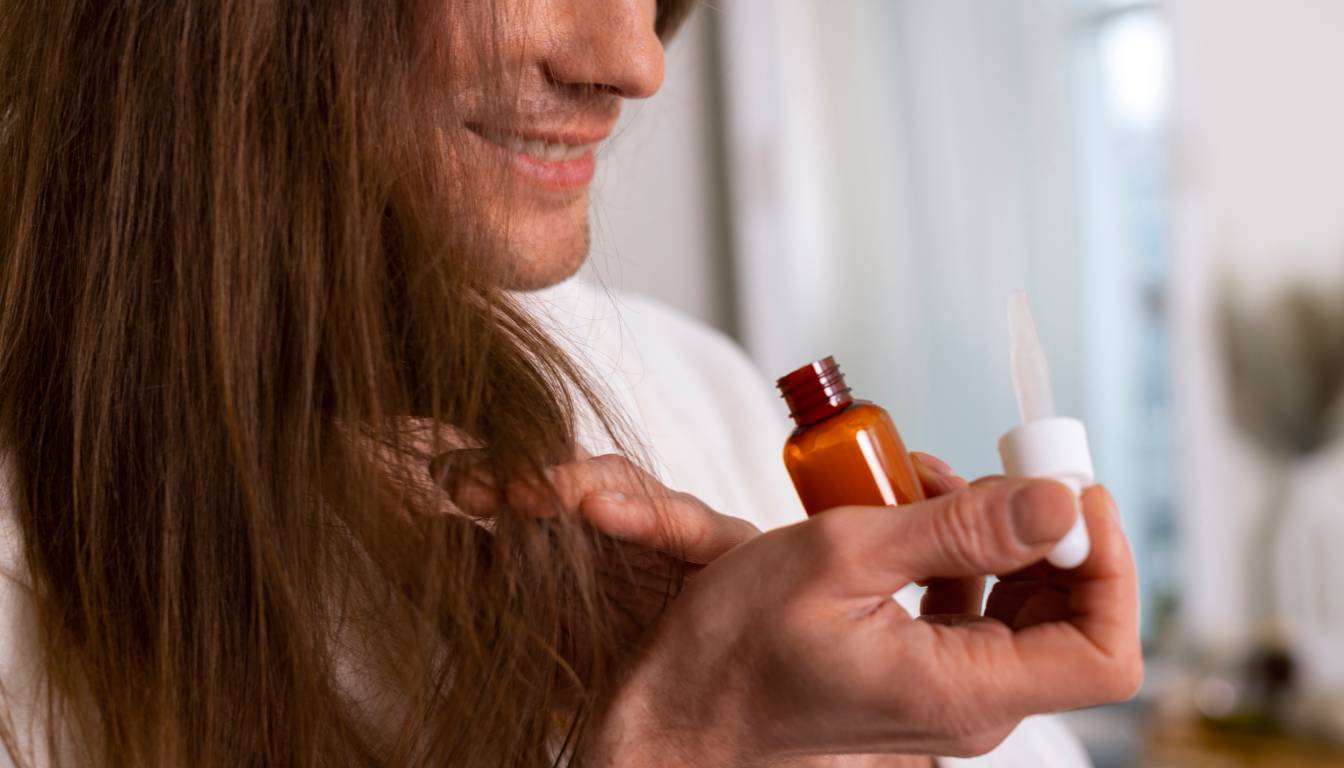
[{"xmin": 997, "ymin": 290, "xmax": 1093, "ymax": 569}]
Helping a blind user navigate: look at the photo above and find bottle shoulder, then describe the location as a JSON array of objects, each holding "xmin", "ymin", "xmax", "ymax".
[
  {"xmin": 784, "ymin": 400, "xmax": 893, "ymax": 452},
  {"xmin": 845, "ymin": 400, "xmax": 887, "ymax": 421}
]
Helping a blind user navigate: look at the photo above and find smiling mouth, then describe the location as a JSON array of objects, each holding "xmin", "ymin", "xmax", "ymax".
[{"xmin": 467, "ymin": 124, "xmax": 600, "ymax": 162}]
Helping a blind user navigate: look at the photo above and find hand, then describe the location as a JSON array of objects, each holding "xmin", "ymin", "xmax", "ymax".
[
  {"xmin": 588, "ymin": 472, "xmax": 1142, "ymax": 766},
  {"xmin": 519, "ymin": 452, "xmax": 762, "ymax": 633},
  {"xmin": 435, "ymin": 447, "xmax": 760, "ymax": 662},
  {"xmin": 770, "ymin": 453, "xmax": 966, "ymax": 768}
]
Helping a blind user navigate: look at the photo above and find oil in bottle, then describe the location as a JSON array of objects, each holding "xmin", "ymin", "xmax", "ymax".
[{"xmin": 777, "ymin": 356, "xmax": 924, "ymax": 516}]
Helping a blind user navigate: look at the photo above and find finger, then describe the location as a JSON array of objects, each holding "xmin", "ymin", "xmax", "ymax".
[
  {"xmin": 1071, "ymin": 486, "xmax": 1133, "ymax": 580},
  {"xmin": 910, "ymin": 451, "xmax": 953, "ymax": 475},
  {"xmin": 983, "ymin": 579, "xmax": 1034, "ymax": 624},
  {"xmin": 969, "ymin": 485, "xmax": 1141, "ymax": 713},
  {"xmin": 450, "ymin": 451, "xmax": 762, "ymax": 564},
  {"xmin": 1053, "ymin": 485, "xmax": 1139, "ymax": 654},
  {"xmin": 988, "ymin": 560, "xmax": 1060, "ymax": 630},
  {"xmin": 392, "ymin": 417, "xmax": 479, "ymax": 458},
  {"xmin": 993, "ymin": 561, "xmax": 1055, "ymax": 583},
  {"xmin": 983, "ymin": 579, "xmax": 1069, "ymax": 628},
  {"xmin": 432, "ymin": 441, "xmax": 596, "ymax": 508},
  {"xmin": 541, "ymin": 454, "xmax": 669, "ymax": 511},
  {"xmin": 890, "ymin": 606, "xmax": 1139, "ymax": 725},
  {"xmin": 862, "ymin": 485, "xmax": 1139, "ymax": 724},
  {"xmin": 910, "ymin": 455, "xmax": 979, "ymax": 615},
  {"xmin": 833, "ymin": 478, "xmax": 1078, "ymax": 589},
  {"xmin": 580, "ymin": 489, "xmax": 760, "ymax": 564},
  {"xmin": 919, "ymin": 576, "xmax": 986, "ymax": 616},
  {"xmin": 429, "ymin": 449, "xmax": 498, "ymax": 514},
  {"xmin": 988, "ymin": 483, "xmax": 1136, "ymax": 597},
  {"xmin": 455, "ymin": 453, "xmax": 663, "ymax": 518},
  {"xmin": 911, "ymin": 452, "xmax": 969, "ymax": 497}
]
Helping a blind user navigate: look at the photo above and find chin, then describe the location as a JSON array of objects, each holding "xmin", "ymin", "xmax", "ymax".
[{"xmin": 499, "ymin": 219, "xmax": 591, "ymax": 291}]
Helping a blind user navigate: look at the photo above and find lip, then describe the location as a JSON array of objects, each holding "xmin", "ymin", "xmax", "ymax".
[{"xmin": 466, "ymin": 122, "xmax": 611, "ymax": 192}]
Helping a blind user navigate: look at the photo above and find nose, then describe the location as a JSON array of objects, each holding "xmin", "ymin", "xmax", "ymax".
[{"xmin": 544, "ymin": 0, "xmax": 665, "ymax": 100}]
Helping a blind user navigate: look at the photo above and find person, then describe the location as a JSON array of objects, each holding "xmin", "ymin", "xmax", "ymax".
[{"xmin": 0, "ymin": 1, "xmax": 1141, "ymax": 766}]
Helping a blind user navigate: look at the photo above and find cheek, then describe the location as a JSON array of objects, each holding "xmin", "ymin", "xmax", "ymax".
[{"xmin": 436, "ymin": 128, "xmax": 594, "ymax": 288}]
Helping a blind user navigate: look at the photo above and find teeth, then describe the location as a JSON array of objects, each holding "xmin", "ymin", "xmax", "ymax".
[{"xmin": 478, "ymin": 127, "xmax": 592, "ymax": 162}]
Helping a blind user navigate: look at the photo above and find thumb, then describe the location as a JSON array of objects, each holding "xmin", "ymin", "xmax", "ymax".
[{"xmin": 835, "ymin": 478, "xmax": 1079, "ymax": 587}]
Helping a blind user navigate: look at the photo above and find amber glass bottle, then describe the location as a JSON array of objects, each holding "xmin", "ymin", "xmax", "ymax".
[{"xmin": 777, "ymin": 356, "xmax": 924, "ymax": 516}]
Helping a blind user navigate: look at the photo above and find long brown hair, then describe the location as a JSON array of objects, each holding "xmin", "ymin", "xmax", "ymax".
[{"xmin": 0, "ymin": 0, "xmax": 695, "ymax": 764}]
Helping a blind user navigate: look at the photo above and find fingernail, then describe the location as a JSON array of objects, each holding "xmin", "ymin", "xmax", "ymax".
[
  {"xmin": 1010, "ymin": 482, "xmax": 1078, "ymax": 545},
  {"xmin": 588, "ymin": 491, "xmax": 627, "ymax": 504},
  {"xmin": 914, "ymin": 453, "xmax": 952, "ymax": 475},
  {"xmin": 1102, "ymin": 486, "xmax": 1120, "ymax": 521}
]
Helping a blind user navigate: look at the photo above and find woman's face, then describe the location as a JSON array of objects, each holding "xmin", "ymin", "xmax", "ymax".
[{"xmin": 447, "ymin": 0, "xmax": 664, "ymax": 289}]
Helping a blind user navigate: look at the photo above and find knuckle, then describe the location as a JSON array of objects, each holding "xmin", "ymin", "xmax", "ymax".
[
  {"xmin": 666, "ymin": 489, "xmax": 704, "ymax": 513},
  {"xmin": 797, "ymin": 511, "xmax": 854, "ymax": 574},
  {"xmin": 591, "ymin": 453, "xmax": 633, "ymax": 474},
  {"xmin": 592, "ymin": 453, "xmax": 655, "ymax": 487},
  {"xmin": 540, "ymin": 469, "xmax": 581, "ymax": 506},
  {"xmin": 937, "ymin": 492, "xmax": 989, "ymax": 570},
  {"xmin": 658, "ymin": 489, "xmax": 695, "ymax": 516},
  {"xmin": 663, "ymin": 493, "xmax": 706, "ymax": 546}
]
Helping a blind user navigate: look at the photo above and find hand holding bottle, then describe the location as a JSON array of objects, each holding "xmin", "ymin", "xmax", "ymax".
[{"xmin": 588, "ymin": 474, "xmax": 1142, "ymax": 766}]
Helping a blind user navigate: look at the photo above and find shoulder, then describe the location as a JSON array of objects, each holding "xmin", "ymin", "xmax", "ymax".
[
  {"xmin": 0, "ymin": 451, "xmax": 49, "ymax": 766},
  {"xmin": 610, "ymin": 292, "xmax": 763, "ymax": 383},
  {"xmin": 524, "ymin": 278, "xmax": 784, "ymax": 429},
  {"xmin": 526, "ymin": 278, "xmax": 756, "ymax": 372},
  {"xmin": 0, "ymin": 450, "xmax": 34, "ymax": 646},
  {"xmin": 0, "ymin": 450, "xmax": 26, "ymax": 590},
  {"xmin": 552, "ymin": 282, "xmax": 785, "ymax": 434}
]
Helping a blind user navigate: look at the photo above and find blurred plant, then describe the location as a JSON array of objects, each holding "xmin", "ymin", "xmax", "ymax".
[
  {"xmin": 1219, "ymin": 277, "xmax": 1344, "ymax": 458},
  {"xmin": 1214, "ymin": 273, "xmax": 1344, "ymax": 733}
]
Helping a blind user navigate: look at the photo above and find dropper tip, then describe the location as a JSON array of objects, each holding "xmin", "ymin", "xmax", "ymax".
[{"xmin": 1008, "ymin": 289, "xmax": 1057, "ymax": 424}]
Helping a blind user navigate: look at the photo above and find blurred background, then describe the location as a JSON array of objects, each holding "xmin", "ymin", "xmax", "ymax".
[{"xmin": 584, "ymin": 0, "xmax": 1344, "ymax": 765}]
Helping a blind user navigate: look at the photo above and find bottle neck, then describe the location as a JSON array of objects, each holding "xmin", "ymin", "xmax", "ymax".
[{"xmin": 776, "ymin": 356, "xmax": 854, "ymax": 428}]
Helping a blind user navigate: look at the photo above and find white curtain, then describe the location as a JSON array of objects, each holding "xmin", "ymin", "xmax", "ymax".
[{"xmin": 717, "ymin": 0, "xmax": 1088, "ymax": 482}]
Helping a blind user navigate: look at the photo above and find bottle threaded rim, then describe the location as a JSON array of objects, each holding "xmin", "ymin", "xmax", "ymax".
[{"xmin": 776, "ymin": 356, "xmax": 854, "ymax": 427}]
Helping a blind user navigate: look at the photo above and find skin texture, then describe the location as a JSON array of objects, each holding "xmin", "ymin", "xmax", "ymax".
[{"xmin": 451, "ymin": 0, "xmax": 664, "ymax": 289}]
